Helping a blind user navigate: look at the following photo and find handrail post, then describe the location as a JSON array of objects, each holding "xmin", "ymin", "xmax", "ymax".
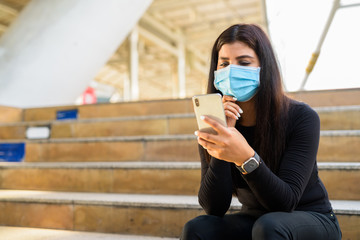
[{"xmin": 299, "ymin": 0, "xmax": 340, "ymax": 90}]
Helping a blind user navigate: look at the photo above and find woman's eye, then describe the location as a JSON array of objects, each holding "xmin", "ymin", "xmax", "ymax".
[
  {"xmin": 239, "ymin": 61, "xmax": 251, "ymax": 66},
  {"xmin": 219, "ymin": 62, "xmax": 229, "ymax": 67}
]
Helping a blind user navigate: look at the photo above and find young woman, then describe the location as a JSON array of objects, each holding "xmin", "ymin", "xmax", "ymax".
[{"xmin": 180, "ymin": 24, "xmax": 342, "ymax": 240}]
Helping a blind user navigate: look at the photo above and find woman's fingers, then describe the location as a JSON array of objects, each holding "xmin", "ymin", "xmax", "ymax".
[
  {"xmin": 197, "ymin": 134, "xmax": 221, "ymax": 151},
  {"xmin": 222, "ymin": 95, "xmax": 237, "ymax": 103},
  {"xmin": 225, "ymin": 110, "xmax": 239, "ymax": 121},
  {"xmin": 195, "ymin": 127, "xmax": 220, "ymax": 145},
  {"xmin": 222, "ymin": 96, "xmax": 243, "ymax": 117},
  {"xmin": 222, "ymin": 96, "xmax": 243, "ymax": 127},
  {"xmin": 224, "ymin": 103, "xmax": 240, "ymax": 120},
  {"xmin": 224, "ymin": 101, "xmax": 242, "ymax": 115},
  {"xmin": 200, "ymin": 115, "xmax": 227, "ymax": 135}
]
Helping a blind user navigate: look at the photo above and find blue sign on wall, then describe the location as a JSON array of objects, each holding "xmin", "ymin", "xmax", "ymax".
[
  {"xmin": 0, "ymin": 143, "xmax": 25, "ymax": 162},
  {"xmin": 56, "ymin": 109, "xmax": 78, "ymax": 120}
]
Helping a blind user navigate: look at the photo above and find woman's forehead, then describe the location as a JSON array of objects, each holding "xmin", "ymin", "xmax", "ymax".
[{"xmin": 218, "ymin": 42, "xmax": 256, "ymax": 57}]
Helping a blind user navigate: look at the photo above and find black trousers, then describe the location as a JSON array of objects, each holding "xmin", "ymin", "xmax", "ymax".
[{"xmin": 180, "ymin": 211, "xmax": 342, "ymax": 240}]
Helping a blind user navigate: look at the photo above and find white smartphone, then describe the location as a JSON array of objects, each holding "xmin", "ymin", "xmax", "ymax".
[{"xmin": 192, "ymin": 93, "xmax": 227, "ymax": 134}]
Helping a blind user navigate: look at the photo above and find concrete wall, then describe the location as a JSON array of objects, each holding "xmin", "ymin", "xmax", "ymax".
[{"xmin": 0, "ymin": 0, "xmax": 152, "ymax": 108}]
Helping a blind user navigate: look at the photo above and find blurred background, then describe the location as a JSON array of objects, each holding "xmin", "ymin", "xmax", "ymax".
[
  {"xmin": 0, "ymin": 1, "xmax": 359, "ymax": 239},
  {"xmin": 0, "ymin": 0, "xmax": 359, "ymax": 107}
]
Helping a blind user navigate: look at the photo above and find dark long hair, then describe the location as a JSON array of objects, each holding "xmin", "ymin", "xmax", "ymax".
[{"xmin": 206, "ymin": 24, "xmax": 290, "ymax": 173}]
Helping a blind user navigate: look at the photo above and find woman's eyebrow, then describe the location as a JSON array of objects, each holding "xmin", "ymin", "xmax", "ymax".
[
  {"xmin": 236, "ymin": 55, "xmax": 255, "ymax": 59},
  {"xmin": 219, "ymin": 55, "xmax": 255, "ymax": 60}
]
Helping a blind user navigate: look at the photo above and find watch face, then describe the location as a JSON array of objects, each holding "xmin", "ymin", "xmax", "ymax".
[{"xmin": 243, "ymin": 158, "xmax": 259, "ymax": 173}]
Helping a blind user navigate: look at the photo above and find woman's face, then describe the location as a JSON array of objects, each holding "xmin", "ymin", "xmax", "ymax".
[{"xmin": 217, "ymin": 41, "xmax": 260, "ymax": 70}]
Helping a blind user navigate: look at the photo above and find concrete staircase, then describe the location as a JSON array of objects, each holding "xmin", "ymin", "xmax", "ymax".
[{"xmin": 0, "ymin": 88, "xmax": 360, "ymax": 239}]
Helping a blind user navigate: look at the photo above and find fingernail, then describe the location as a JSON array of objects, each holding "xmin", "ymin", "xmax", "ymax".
[
  {"xmin": 200, "ymin": 115, "xmax": 205, "ymax": 120},
  {"xmin": 232, "ymin": 97, "xmax": 237, "ymax": 101},
  {"xmin": 237, "ymin": 112, "xmax": 240, "ymax": 117},
  {"xmin": 239, "ymin": 108, "xmax": 243, "ymax": 114},
  {"xmin": 194, "ymin": 131, "xmax": 198, "ymax": 136}
]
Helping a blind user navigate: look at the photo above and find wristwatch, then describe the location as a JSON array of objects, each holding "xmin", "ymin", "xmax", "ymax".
[{"xmin": 236, "ymin": 152, "xmax": 260, "ymax": 175}]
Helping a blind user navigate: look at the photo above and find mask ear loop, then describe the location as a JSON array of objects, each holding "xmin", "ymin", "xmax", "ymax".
[
  {"xmin": 213, "ymin": 71, "xmax": 219, "ymax": 90},
  {"xmin": 228, "ymin": 66, "xmax": 238, "ymax": 98}
]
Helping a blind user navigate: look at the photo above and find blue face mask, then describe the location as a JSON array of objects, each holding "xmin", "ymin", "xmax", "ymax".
[{"xmin": 214, "ymin": 64, "xmax": 260, "ymax": 102}]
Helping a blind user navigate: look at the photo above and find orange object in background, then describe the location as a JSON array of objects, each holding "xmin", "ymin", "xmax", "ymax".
[{"xmin": 82, "ymin": 87, "xmax": 97, "ymax": 104}]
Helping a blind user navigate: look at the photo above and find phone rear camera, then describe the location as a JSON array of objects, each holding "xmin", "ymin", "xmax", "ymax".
[{"xmin": 195, "ymin": 98, "xmax": 199, "ymax": 107}]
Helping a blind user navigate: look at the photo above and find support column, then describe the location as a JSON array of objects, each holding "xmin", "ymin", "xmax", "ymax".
[
  {"xmin": 130, "ymin": 26, "xmax": 139, "ymax": 101},
  {"xmin": 123, "ymin": 72, "xmax": 131, "ymax": 101},
  {"xmin": 177, "ymin": 37, "xmax": 186, "ymax": 98}
]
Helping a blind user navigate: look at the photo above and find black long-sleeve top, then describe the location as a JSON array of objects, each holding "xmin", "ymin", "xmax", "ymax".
[{"xmin": 198, "ymin": 100, "xmax": 332, "ymax": 217}]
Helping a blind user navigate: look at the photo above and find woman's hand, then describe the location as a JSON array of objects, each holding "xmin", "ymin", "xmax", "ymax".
[
  {"xmin": 195, "ymin": 115, "xmax": 254, "ymax": 166},
  {"xmin": 223, "ymin": 96, "xmax": 243, "ymax": 127}
]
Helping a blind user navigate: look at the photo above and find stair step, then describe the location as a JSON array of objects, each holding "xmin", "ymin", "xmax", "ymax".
[
  {"xmin": 315, "ymin": 105, "xmax": 360, "ymax": 130},
  {"xmin": 0, "ymin": 114, "xmax": 197, "ymax": 140},
  {"xmin": 318, "ymin": 130, "xmax": 360, "ymax": 162},
  {"xmin": 0, "ymin": 162, "xmax": 201, "ymax": 195},
  {"xmin": 0, "ymin": 162, "xmax": 359, "ymax": 199},
  {"xmin": 318, "ymin": 162, "xmax": 360, "ymax": 200},
  {"xmin": 23, "ymin": 135, "xmax": 199, "ymax": 162},
  {"xmin": 1, "ymin": 105, "xmax": 359, "ymax": 140},
  {"xmin": 0, "ymin": 106, "xmax": 22, "ymax": 123},
  {"xmin": 0, "ymin": 114, "xmax": 197, "ymax": 139},
  {"xmin": 288, "ymin": 88, "xmax": 360, "ymax": 107},
  {"xmin": 49, "ymin": 114, "xmax": 196, "ymax": 138},
  {"xmin": 0, "ymin": 190, "xmax": 204, "ymax": 237},
  {"xmin": 2, "ymin": 88, "xmax": 359, "ymax": 124},
  {"xmin": 0, "ymin": 190, "xmax": 358, "ymax": 239},
  {"xmin": 0, "ymin": 131, "xmax": 357, "ymax": 162},
  {"xmin": 23, "ymin": 99, "xmax": 194, "ymax": 122},
  {"xmin": 18, "ymin": 88, "xmax": 360, "ymax": 122},
  {"xmin": 0, "ymin": 226, "xmax": 177, "ymax": 240}
]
